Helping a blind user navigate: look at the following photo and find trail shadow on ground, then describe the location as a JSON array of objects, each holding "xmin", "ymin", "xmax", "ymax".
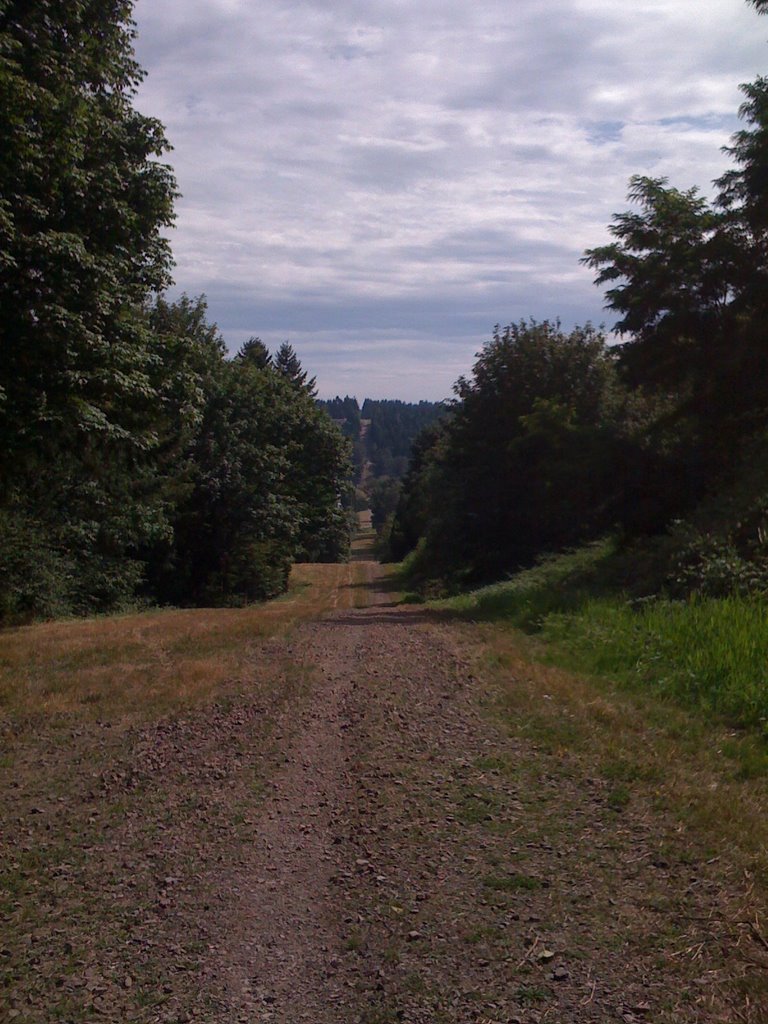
[
  {"xmin": 341, "ymin": 576, "xmax": 401, "ymax": 597},
  {"xmin": 324, "ymin": 608, "xmax": 451, "ymax": 627},
  {"xmin": 350, "ymin": 532, "xmax": 377, "ymax": 561}
]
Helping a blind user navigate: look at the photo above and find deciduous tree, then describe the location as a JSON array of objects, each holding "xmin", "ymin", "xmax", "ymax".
[{"xmin": 0, "ymin": 0, "xmax": 177, "ymax": 615}]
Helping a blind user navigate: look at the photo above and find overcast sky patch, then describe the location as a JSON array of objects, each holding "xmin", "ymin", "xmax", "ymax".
[{"xmin": 133, "ymin": 0, "xmax": 765, "ymax": 399}]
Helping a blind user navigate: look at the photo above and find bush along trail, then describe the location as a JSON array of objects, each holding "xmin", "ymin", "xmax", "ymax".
[{"xmin": 2, "ymin": 561, "xmax": 768, "ymax": 1023}]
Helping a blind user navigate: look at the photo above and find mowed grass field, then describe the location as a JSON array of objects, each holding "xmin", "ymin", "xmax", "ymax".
[
  {"xmin": 0, "ymin": 561, "xmax": 374, "ymax": 723},
  {"xmin": 0, "ymin": 557, "xmax": 395, "ymax": 1021}
]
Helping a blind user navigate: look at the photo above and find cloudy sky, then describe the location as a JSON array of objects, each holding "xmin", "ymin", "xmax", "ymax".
[{"xmin": 132, "ymin": 0, "xmax": 765, "ymax": 401}]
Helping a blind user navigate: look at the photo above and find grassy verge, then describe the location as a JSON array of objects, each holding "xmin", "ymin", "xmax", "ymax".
[
  {"xmin": 540, "ymin": 596, "xmax": 768, "ymax": 730},
  {"xmin": 0, "ymin": 557, "xmax": 387, "ymax": 1023},
  {"xmin": 0, "ymin": 560, "xmax": 372, "ymax": 722},
  {"xmin": 441, "ymin": 539, "xmax": 768, "ymax": 733},
  {"xmin": 456, "ymin": 619, "xmax": 768, "ymax": 1018}
]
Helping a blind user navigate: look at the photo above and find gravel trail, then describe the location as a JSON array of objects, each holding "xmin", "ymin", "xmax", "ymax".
[
  {"xmin": 3, "ymin": 562, "xmax": 764, "ymax": 1024},
  {"xmin": 196, "ymin": 565, "xmax": 760, "ymax": 1024}
]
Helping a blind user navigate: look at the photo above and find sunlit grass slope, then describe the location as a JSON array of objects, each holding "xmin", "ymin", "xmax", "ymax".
[
  {"xmin": 444, "ymin": 541, "xmax": 768, "ymax": 731},
  {"xmin": 0, "ymin": 562, "xmax": 372, "ymax": 721}
]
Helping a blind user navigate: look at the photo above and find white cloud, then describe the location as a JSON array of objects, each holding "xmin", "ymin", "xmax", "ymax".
[{"xmin": 132, "ymin": 0, "xmax": 766, "ymax": 398}]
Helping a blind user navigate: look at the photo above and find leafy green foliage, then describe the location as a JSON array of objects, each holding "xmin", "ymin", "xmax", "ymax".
[
  {"xmin": 163, "ymin": 362, "xmax": 298, "ymax": 604},
  {"xmin": 660, "ymin": 437, "xmax": 768, "ymax": 599},
  {"xmin": 0, "ymin": 5, "xmax": 351, "ymax": 618},
  {"xmin": 316, "ymin": 397, "xmax": 444, "ymax": 486},
  {"xmin": 0, "ymin": 1, "xmax": 176, "ymax": 456},
  {"xmin": 582, "ymin": 176, "xmax": 759, "ymax": 461},
  {"xmin": 0, "ymin": 509, "xmax": 76, "ymax": 621},
  {"xmin": 387, "ymin": 421, "xmax": 446, "ymax": 563},
  {"xmin": 317, "ymin": 396, "xmax": 364, "ymax": 479},
  {"xmin": 142, "ymin": 305, "xmax": 351, "ymax": 606},
  {"xmin": 583, "ymin": 44, "xmax": 768, "ymax": 458},
  {"xmin": 0, "ymin": 1, "xmax": 178, "ymax": 616},
  {"xmin": 369, "ymin": 477, "xmax": 401, "ymax": 533},
  {"xmin": 393, "ymin": 321, "xmax": 668, "ymax": 587},
  {"xmin": 396, "ymin": 0, "xmax": 768, "ymax": 600}
]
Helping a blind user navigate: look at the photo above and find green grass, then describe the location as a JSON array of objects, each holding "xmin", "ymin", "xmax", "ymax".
[
  {"xmin": 443, "ymin": 539, "xmax": 617, "ymax": 628},
  {"xmin": 516, "ymin": 983, "xmax": 548, "ymax": 1005},
  {"xmin": 539, "ymin": 595, "xmax": 768, "ymax": 728},
  {"xmin": 443, "ymin": 540, "xmax": 768, "ymax": 732}
]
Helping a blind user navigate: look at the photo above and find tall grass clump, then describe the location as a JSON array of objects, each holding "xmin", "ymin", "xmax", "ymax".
[
  {"xmin": 541, "ymin": 596, "xmax": 768, "ymax": 729},
  {"xmin": 444, "ymin": 539, "xmax": 617, "ymax": 630},
  {"xmin": 447, "ymin": 541, "xmax": 768, "ymax": 731}
]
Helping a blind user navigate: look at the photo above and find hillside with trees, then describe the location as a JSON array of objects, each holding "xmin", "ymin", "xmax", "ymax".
[
  {"xmin": 390, "ymin": 0, "xmax": 768, "ymax": 602},
  {"xmin": 0, "ymin": 3, "xmax": 350, "ymax": 620},
  {"xmin": 360, "ymin": 399, "xmax": 445, "ymax": 480},
  {"xmin": 317, "ymin": 397, "xmax": 443, "ymax": 479},
  {"xmin": 317, "ymin": 396, "xmax": 445, "ymax": 537}
]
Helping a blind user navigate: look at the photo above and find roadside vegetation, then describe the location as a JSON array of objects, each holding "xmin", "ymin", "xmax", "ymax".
[
  {"xmin": 439, "ymin": 540, "xmax": 768, "ymax": 734},
  {"xmin": 387, "ymin": 0, "xmax": 768, "ymax": 748},
  {"xmin": 0, "ymin": 8, "xmax": 351, "ymax": 623}
]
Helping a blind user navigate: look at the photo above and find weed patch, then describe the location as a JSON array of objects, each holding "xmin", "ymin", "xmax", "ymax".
[{"xmin": 444, "ymin": 542, "xmax": 768, "ymax": 732}]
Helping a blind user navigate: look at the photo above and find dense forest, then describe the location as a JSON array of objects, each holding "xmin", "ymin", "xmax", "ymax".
[
  {"xmin": 390, "ymin": 0, "xmax": 768, "ymax": 597},
  {"xmin": 317, "ymin": 397, "xmax": 443, "ymax": 478},
  {"xmin": 3, "ymin": 0, "xmax": 767, "ymax": 621},
  {"xmin": 0, "ymin": 4, "xmax": 350, "ymax": 620},
  {"xmin": 317, "ymin": 397, "xmax": 444, "ymax": 534},
  {"xmin": 360, "ymin": 399, "xmax": 445, "ymax": 480}
]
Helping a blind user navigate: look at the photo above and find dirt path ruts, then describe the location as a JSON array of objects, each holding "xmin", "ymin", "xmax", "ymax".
[
  {"xmin": 193, "ymin": 564, "xmax": 760, "ymax": 1024},
  {"xmin": 203, "ymin": 568, "xmax": 419, "ymax": 1021},
  {"xmin": 6, "ymin": 562, "xmax": 765, "ymax": 1023}
]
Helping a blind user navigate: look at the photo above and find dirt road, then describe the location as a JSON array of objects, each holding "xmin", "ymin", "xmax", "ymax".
[
  {"xmin": 182, "ymin": 565, "xmax": 763, "ymax": 1023},
  {"xmin": 2, "ymin": 561, "xmax": 766, "ymax": 1023}
]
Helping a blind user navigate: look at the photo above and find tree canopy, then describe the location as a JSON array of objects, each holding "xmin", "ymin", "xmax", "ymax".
[
  {"xmin": 582, "ymin": 53, "xmax": 768, "ymax": 456},
  {"xmin": 391, "ymin": 0, "xmax": 768, "ymax": 595},
  {"xmin": 0, "ymin": 1, "xmax": 176, "ymax": 462},
  {"xmin": 390, "ymin": 321, "xmax": 654, "ymax": 584},
  {"xmin": 0, "ymin": 3, "xmax": 351, "ymax": 619}
]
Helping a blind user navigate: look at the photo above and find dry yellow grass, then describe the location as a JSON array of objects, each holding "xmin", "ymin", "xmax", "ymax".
[{"xmin": 0, "ymin": 560, "xmax": 377, "ymax": 722}]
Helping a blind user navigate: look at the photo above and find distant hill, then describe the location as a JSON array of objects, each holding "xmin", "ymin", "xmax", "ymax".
[
  {"xmin": 317, "ymin": 397, "xmax": 445, "ymax": 483},
  {"xmin": 360, "ymin": 399, "xmax": 446, "ymax": 479}
]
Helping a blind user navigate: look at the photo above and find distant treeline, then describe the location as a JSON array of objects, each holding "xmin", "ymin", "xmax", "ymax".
[
  {"xmin": 320, "ymin": 396, "xmax": 362, "ymax": 439},
  {"xmin": 362, "ymin": 399, "xmax": 445, "ymax": 479},
  {"xmin": 389, "ymin": 0, "xmax": 768, "ymax": 596},
  {"xmin": 0, "ymin": 5, "xmax": 350, "ymax": 620},
  {"xmin": 317, "ymin": 397, "xmax": 444, "ymax": 481}
]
